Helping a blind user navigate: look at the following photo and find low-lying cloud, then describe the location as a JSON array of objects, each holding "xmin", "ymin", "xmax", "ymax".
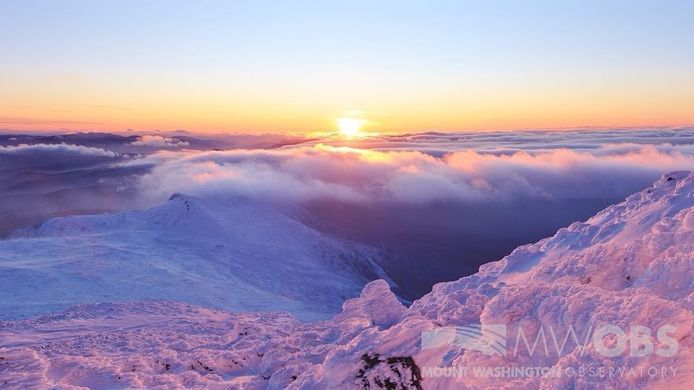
[
  {"xmin": 131, "ymin": 135, "xmax": 189, "ymax": 148},
  {"xmin": 3, "ymin": 130, "xmax": 693, "ymax": 219},
  {"xmin": 135, "ymin": 143, "xmax": 694, "ymax": 205},
  {"xmin": 0, "ymin": 142, "xmax": 117, "ymax": 158},
  {"xmin": 0, "ymin": 142, "xmax": 147, "ymax": 236}
]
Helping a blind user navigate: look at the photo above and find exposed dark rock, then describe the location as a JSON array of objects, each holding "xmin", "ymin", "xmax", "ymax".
[{"xmin": 356, "ymin": 353, "xmax": 423, "ymax": 389}]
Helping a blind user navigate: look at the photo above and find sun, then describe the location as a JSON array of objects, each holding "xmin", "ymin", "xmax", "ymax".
[{"xmin": 337, "ymin": 117, "xmax": 365, "ymax": 138}]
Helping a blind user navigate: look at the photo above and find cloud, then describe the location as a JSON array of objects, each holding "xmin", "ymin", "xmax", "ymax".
[
  {"xmin": 131, "ymin": 135, "xmax": 189, "ymax": 148},
  {"xmin": 0, "ymin": 142, "xmax": 118, "ymax": 157},
  {"xmin": 0, "ymin": 143, "xmax": 147, "ymax": 236},
  {"xmin": 135, "ymin": 141, "xmax": 694, "ymax": 205},
  {"xmin": 0, "ymin": 143, "xmax": 122, "ymax": 173},
  {"xmin": 2, "ymin": 129, "xmax": 693, "ymax": 239},
  {"xmin": 306, "ymin": 128, "xmax": 694, "ymax": 156}
]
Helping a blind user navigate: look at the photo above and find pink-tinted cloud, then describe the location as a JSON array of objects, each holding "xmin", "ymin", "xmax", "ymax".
[
  {"xmin": 0, "ymin": 142, "xmax": 117, "ymax": 157},
  {"xmin": 131, "ymin": 135, "xmax": 189, "ymax": 148},
  {"xmin": 134, "ymin": 143, "xmax": 694, "ymax": 204}
]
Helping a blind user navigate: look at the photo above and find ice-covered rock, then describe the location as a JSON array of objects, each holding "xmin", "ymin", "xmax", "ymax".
[{"xmin": 336, "ymin": 279, "xmax": 407, "ymax": 329}]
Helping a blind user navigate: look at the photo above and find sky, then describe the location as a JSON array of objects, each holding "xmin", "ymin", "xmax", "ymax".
[{"xmin": 1, "ymin": 0, "xmax": 693, "ymax": 134}]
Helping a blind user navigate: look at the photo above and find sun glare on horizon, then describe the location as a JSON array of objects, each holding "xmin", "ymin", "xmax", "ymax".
[{"xmin": 337, "ymin": 117, "xmax": 365, "ymax": 138}]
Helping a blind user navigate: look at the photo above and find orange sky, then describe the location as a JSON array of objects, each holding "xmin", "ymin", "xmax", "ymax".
[
  {"xmin": 2, "ymin": 83, "xmax": 692, "ymax": 134},
  {"xmin": 2, "ymin": 1, "xmax": 693, "ymax": 134}
]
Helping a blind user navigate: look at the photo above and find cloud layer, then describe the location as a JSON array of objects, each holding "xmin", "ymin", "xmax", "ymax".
[
  {"xmin": 131, "ymin": 135, "xmax": 189, "ymax": 148},
  {"xmin": 136, "ymin": 141, "xmax": 694, "ymax": 205},
  {"xmin": 0, "ymin": 142, "xmax": 145, "ymax": 236},
  {"xmin": 0, "ymin": 142, "xmax": 117, "ymax": 158}
]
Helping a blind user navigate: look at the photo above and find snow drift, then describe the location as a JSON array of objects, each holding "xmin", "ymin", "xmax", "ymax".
[{"xmin": 0, "ymin": 172, "xmax": 692, "ymax": 389}]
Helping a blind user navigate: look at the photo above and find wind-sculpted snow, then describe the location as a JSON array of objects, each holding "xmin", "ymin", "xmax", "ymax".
[
  {"xmin": 0, "ymin": 194, "xmax": 391, "ymax": 321},
  {"xmin": 0, "ymin": 173, "xmax": 692, "ymax": 389}
]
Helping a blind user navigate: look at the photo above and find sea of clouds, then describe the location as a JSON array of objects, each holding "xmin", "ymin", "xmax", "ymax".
[
  {"xmin": 5, "ymin": 128, "xmax": 693, "ymax": 211},
  {"xmin": 134, "ymin": 139, "xmax": 694, "ymax": 205}
]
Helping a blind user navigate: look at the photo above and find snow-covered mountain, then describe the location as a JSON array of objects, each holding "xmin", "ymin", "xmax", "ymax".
[
  {"xmin": 0, "ymin": 194, "xmax": 391, "ymax": 321},
  {"xmin": 0, "ymin": 172, "xmax": 692, "ymax": 389}
]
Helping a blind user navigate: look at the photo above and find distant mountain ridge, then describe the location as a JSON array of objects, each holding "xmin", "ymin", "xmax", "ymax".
[{"xmin": 0, "ymin": 193, "xmax": 392, "ymax": 321}]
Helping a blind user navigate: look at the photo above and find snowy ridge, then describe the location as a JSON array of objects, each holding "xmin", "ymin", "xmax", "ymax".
[
  {"xmin": 0, "ymin": 172, "xmax": 692, "ymax": 389},
  {"xmin": 0, "ymin": 194, "xmax": 392, "ymax": 321}
]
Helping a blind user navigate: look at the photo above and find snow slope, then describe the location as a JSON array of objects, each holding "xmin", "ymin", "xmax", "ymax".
[
  {"xmin": 0, "ymin": 172, "xmax": 692, "ymax": 389},
  {"xmin": 0, "ymin": 194, "xmax": 391, "ymax": 321}
]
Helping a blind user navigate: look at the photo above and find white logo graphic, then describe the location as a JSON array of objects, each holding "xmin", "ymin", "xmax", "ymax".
[{"xmin": 422, "ymin": 324, "xmax": 507, "ymax": 356}]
